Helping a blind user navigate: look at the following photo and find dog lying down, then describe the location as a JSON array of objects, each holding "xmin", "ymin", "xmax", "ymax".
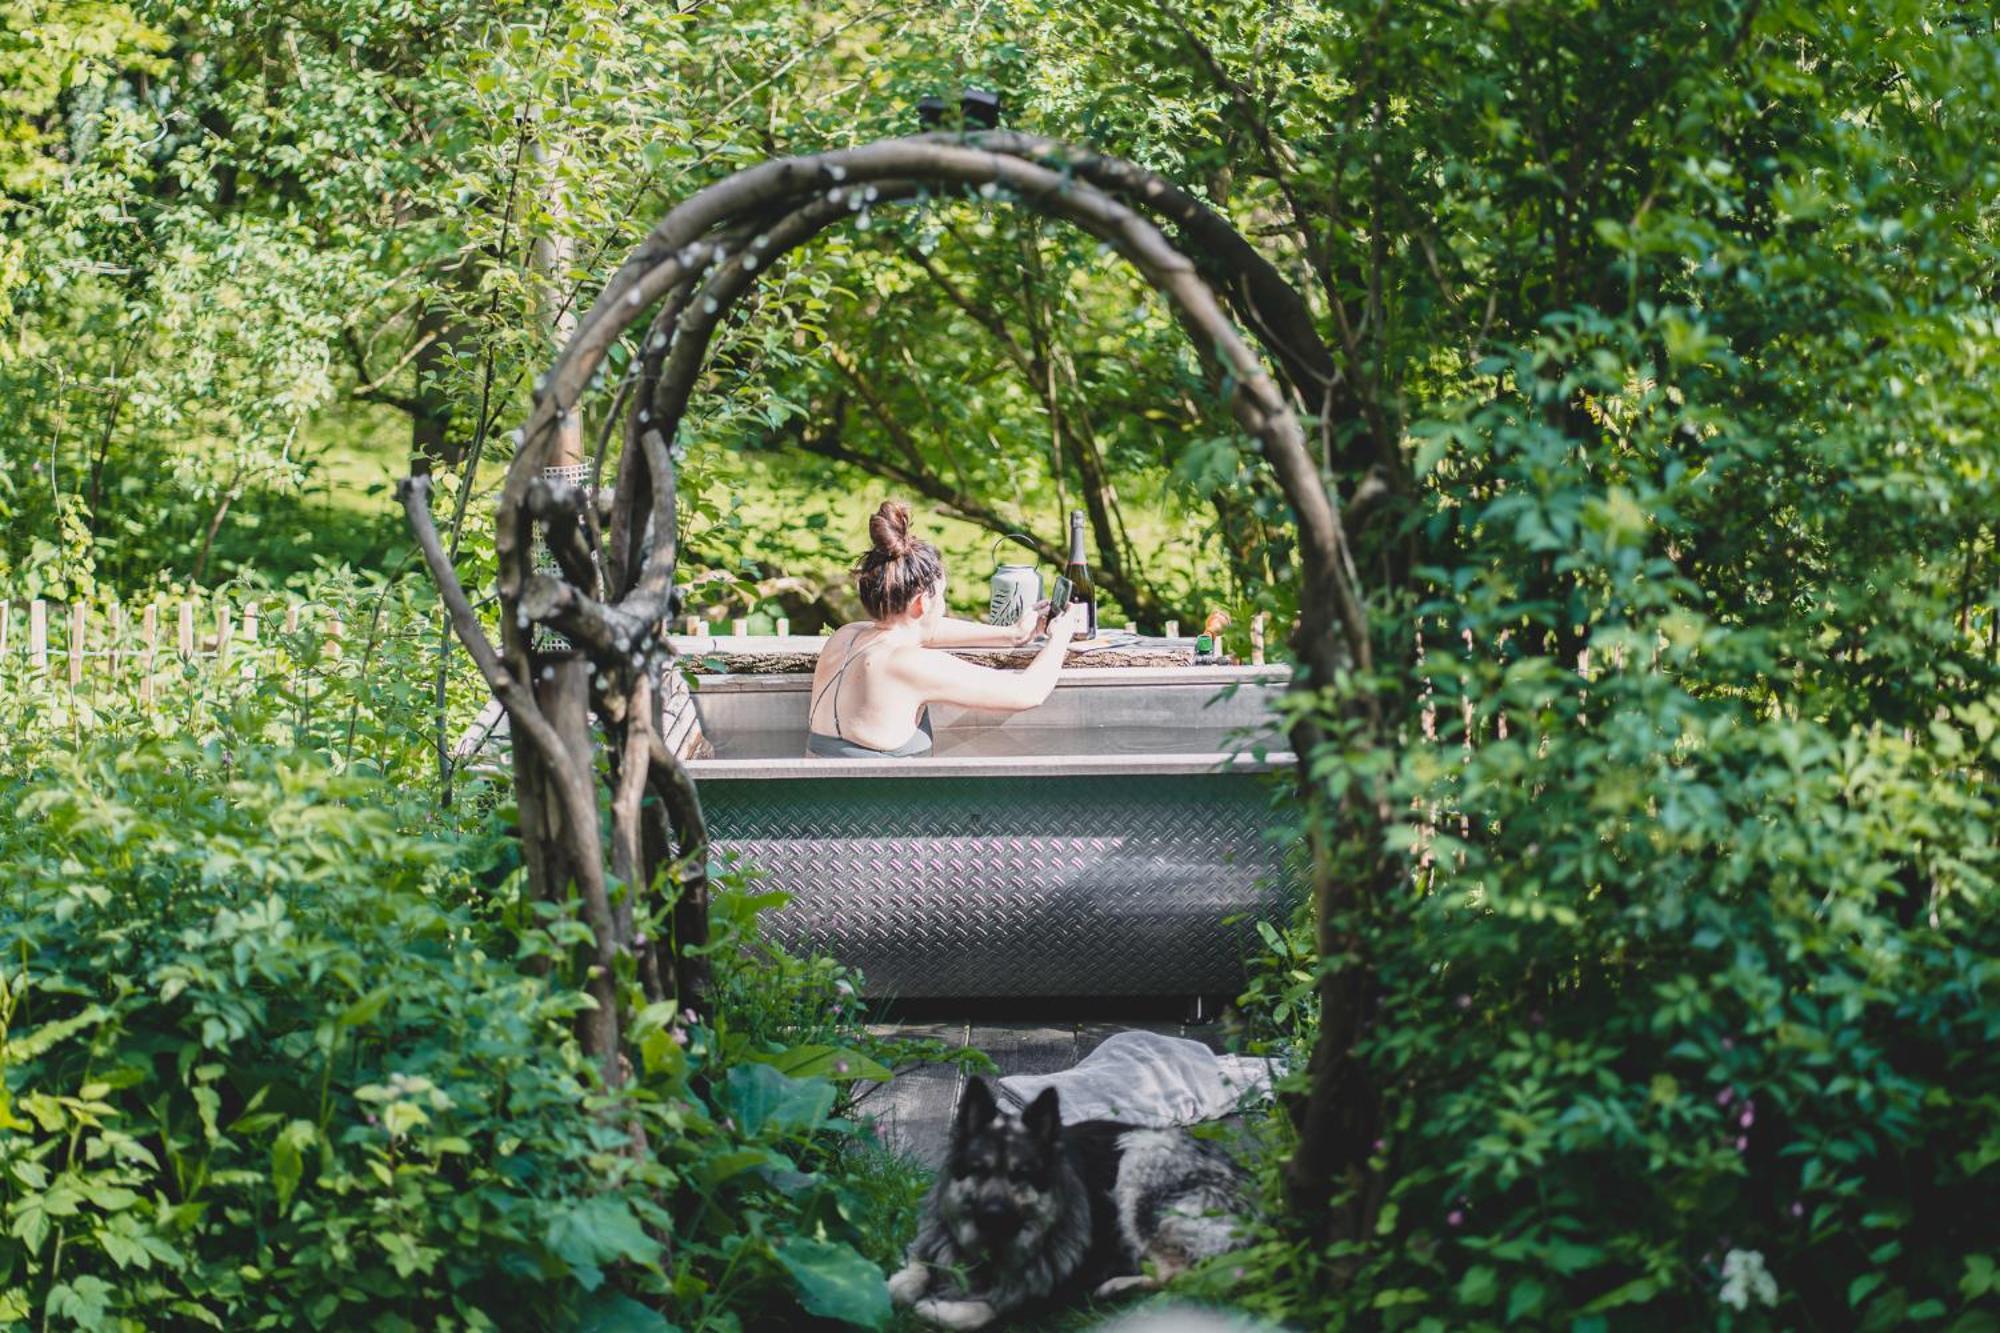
[{"xmin": 889, "ymin": 1077, "xmax": 1252, "ymax": 1330}]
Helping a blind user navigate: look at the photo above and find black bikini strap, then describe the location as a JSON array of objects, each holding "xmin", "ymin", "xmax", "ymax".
[{"xmin": 810, "ymin": 626, "xmax": 884, "ymax": 740}]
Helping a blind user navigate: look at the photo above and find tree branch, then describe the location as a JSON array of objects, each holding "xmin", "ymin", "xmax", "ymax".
[
  {"xmin": 342, "ymin": 327, "xmax": 423, "ymax": 414},
  {"xmin": 645, "ymin": 725, "xmax": 712, "ymax": 1004},
  {"xmin": 525, "ymin": 476, "xmax": 601, "ymax": 598},
  {"xmin": 397, "ymin": 474, "xmax": 576, "ymax": 783},
  {"xmin": 789, "ymin": 405, "xmax": 1062, "ymax": 567}
]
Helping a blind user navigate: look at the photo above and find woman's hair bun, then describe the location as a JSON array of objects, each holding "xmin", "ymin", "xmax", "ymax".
[
  {"xmin": 854, "ymin": 497, "xmax": 943, "ymax": 619},
  {"xmin": 868, "ymin": 500, "xmax": 913, "ymax": 557}
]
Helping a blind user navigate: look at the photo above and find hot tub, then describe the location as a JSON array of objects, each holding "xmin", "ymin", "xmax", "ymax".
[{"xmin": 672, "ymin": 666, "xmax": 1300, "ymax": 999}]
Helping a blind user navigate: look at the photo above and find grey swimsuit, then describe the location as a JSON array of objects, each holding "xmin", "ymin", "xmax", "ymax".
[{"xmin": 806, "ymin": 627, "xmax": 934, "ymax": 758}]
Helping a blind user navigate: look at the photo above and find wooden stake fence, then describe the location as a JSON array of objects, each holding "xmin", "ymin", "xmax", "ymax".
[{"xmin": 0, "ymin": 596, "xmax": 357, "ymax": 700}]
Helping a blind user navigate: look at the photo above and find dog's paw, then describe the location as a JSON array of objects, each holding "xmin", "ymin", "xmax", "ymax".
[
  {"xmin": 887, "ymin": 1262, "xmax": 932, "ymax": 1305},
  {"xmin": 912, "ymin": 1297, "xmax": 998, "ymax": 1330},
  {"xmin": 1091, "ymin": 1273, "xmax": 1161, "ymax": 1300}
]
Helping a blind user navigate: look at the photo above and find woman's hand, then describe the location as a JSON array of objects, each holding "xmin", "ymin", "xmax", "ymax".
[
  {"xmin": 1048, "ymin": 602, "xmax": 1088, "ymax": 643},
  {"xmin": 1011, "ymin": 600, "xmax": 1052, "ymax": 647}
]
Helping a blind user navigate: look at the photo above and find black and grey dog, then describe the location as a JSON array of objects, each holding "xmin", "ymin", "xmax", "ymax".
[{"xmin": 888, "ymin": 1077, "xmax": 1251, "ymax": 1329}]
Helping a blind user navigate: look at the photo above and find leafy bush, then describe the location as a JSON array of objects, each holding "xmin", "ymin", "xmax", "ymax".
[
  {"xmin": 1216, "ymin": 501, "xmax": 2000, "ymax": 1333},
  {"xmin": 1215, "ymin": 331, "xmax": 2000, "ymax": 1332},
  {"xmin": 0, "ymin": 674, "xmax": 925, "ymax": 1329},
  {"xmin": 1115, "ymin": 0, "xmax": 2000, "ymax": 1326},
  {"xmin": 1328, "ymin": 673, "xmax": 1999, "ymax": 1330}
]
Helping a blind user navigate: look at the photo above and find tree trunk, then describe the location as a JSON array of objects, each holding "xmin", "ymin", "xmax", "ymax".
[
  {"xmin": 1280, "ymin": 821, "xmax": 1393, "ymax": 1246},
  {"xmin": 533, "ymin": 145, "xmax": 584, "ymax": 469},
  {"xmin": 192, "ymin": 486, "xmax": 238, "ymax": 584},
  {"xmin": 539, "ymin": 658, "xmax": 620, "ymax": 1066},
  {"xmin": 407, "ymin": 302, "xmax": 458, "ymax": 474}
]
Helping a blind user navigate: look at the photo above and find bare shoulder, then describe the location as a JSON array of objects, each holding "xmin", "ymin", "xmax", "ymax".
[
  {"xmin": 818, "ymin": 623, "xmax": 864, "ymax": 659},
  {"xmin": 811, "ymin": 624, "xmax": 859, "ymax": 682}
]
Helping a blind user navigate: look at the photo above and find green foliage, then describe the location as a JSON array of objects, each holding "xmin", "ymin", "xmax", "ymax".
[
  {"xmin": 11, "ymin": 0, "xmax": 2000, "ymax": 1328},
  {"xmin": 0, "ymin": 3, "xmax": 168, "ymax": 200},
  {"xmin": 0, "ymin": 572, "xmax": 490, "ymax": 793},
  {"xmin": 2, "ymin": 0, "xmax": 1265, "ymax": 625},
  {"xmin": 0, "ymin": 720, "xmax": 632, "ymax": 1328},
  {"xmin": 0, "ymin": 649, "xmax": 927, "ymax": 1328},
  {"xmin": 1146, "ymin": 0, "xmax": 2000, "ymax": 1326}
]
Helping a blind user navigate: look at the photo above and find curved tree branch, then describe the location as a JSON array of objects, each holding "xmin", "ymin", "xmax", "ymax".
[{"xmin": 454, "ymin": 136, "xmax": 1392, "ymax": 1193}]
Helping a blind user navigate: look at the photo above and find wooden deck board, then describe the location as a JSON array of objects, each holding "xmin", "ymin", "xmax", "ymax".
[
  {"xmin": 970, "ymin": 1020, "xmax": 1080, "ymax": 1078},
  {"xmin": 858, "ymin": 1020, "xmax": 970, "ymax": 1169}
]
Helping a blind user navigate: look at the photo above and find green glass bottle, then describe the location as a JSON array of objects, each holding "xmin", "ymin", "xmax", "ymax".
[{"xmin": 1064, "ymin": 511, "xmax": 1098, "ymax": 641}]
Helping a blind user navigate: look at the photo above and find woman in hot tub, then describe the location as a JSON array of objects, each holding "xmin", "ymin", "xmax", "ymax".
[{"xmin": 807, "ymin": 500, "xmax": 1088, "ymax": 758}]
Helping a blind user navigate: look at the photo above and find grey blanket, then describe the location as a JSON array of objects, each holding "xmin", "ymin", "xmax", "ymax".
[{"xmin": 997, "ymin": 1030, "xmax": 1282, "ymax": 1128}]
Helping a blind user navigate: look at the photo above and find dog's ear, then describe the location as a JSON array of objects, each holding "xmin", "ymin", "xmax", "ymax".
[
  {"xmin": 1024, "ymin": 1086, "xmax": 1062, "ymax": 1142},
  {"xmin": 957, "ymin": 1076, "xmax": 1000, "ymax": 1133}
]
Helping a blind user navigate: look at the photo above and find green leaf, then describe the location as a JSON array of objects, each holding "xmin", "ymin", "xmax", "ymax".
[
  {"xmin": 700, "ymin": 1148, "xmax": 783, "ymax": 1188},
  {"xmin": 546, "ymin": 1195, "xmax": 661, "ymax": 1285},
  {"xmin": 1507, "ymin": 1278, "xmax": 1546, "ymax": 1323},
  {"xmin": 722, "ymin": 1064, "xmax": 836, "ymax": 1137},
  {"xmin": 577, "ymin": 1293, "xmax": 681, "ymax": 1333},
  {"xmin": 1547, "ymin": 1237, "xmax": 1606, "ymax": 1274},
  {"xmin": 744, "ymin": 1045, "xmax": 890, "ymax": 1082},
  {"xmin": 1581, "ymin": 1277, "xmax": 1659, "ymax": 1313},
  {"xmin": 3, "ymin": 1005, "xmax": 109, "ymax": 1062},
  {"xmin": 1372, "ymin": 1287, "xmax": 1429, "ymax": 1308},
  {"xmin": 1850, "ymin": 1272, "xmax": 1885, "ymax": 1307},
  {"xmin": 271, "ymin": 1120, "xmax": 315, "ymax": 1211},
  {"xmin": 640, "ymin": 1024, "xmax": 689, "ymax": 1080},
  {"xmin": 337, "ymin": 986, "xmax": 394, "ymax": 1030},
  {"xmin": 1456, "ymin": 1264, "xmax": 1499, "ymax": 1306},
  {"xmin": 81, "ymin": 1183, "xmax": 139, "ymax": 1211},
  {"xmin": 774, "ymin": 1237, "xmax": 891, "ymax": 1329},
  {"xmin": 97, "ymin": 1228, "xmax": 149, "ymax": 1270},
  {"xmin": 1255, "ymin": 919, "xmax": 1287, "ymax": 956},
  {"xmin": 45, "ymin": 1276, "xmax": 114, "ymax": 1328},
  {"xmin": 11, "ymin": 1198, "xmax": 50, "ymax": 1255}
]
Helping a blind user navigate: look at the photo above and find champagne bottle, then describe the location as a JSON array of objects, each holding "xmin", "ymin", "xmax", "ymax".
[{"xmin": 1064, "ymin": 510, "xmax": 1098, "ymax": 641}]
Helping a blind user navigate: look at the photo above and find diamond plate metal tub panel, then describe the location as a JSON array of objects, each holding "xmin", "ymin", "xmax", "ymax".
[{"xmin": 701, "ymin": 771, "xmax": 1299, "ymax": 998}]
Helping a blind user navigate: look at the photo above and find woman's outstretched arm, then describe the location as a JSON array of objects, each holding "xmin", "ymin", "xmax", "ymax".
[
  {"xmin": 924, "ymin": 606, "xmax": 1047, "ymax": 649},
  {"xmin": 906, "ymin": 604, "xmax": 1085, "ymax": 712},
  {"xmin": 924, "ymin": 616, "xmax": 1013, "ymax": 648}
]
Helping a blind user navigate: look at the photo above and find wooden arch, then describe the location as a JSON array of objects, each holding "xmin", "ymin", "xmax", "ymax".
[{"xmin": 398, "ymin": 133, "xmax": 1375, "ymax": 1120}]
